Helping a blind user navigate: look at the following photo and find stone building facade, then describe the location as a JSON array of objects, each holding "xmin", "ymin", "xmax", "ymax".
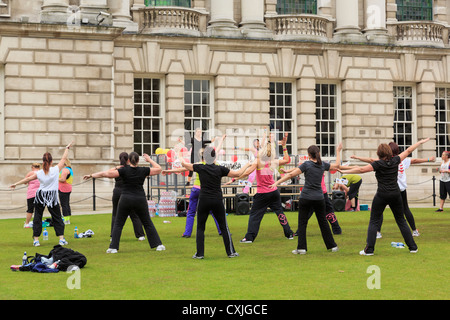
[{"xmin": 0, "ymin": 0, "xmax": 449, "ymax": 211}]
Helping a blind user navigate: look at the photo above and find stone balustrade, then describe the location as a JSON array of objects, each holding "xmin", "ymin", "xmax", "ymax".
[
  {"xmin": 265, "ymin": 14, "xmax": 333, "ymax": 42},
  {"xmin": 137, "ymin": 6, "xmax": 207, "ymax": 36},
  {"xmin": 389, "ymin": 21, "xmax": 447, "ymax": 47}
]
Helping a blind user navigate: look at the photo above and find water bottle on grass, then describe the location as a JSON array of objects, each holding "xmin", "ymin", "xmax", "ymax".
[
  {"xmin": 22, "ymin": 252, "xmax": 27, "ymax": 265},
  {"xmin": 391, "ymin": 242, "xmax": 405, "ymax": 248},
  {"xmin": 43, "ymin": 228, "xmax": 48, "ymax": 240}
]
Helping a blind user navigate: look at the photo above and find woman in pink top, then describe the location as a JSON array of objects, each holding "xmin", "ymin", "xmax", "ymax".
[
  {"xmin": 24, "ymin": 163, "xmax": 41, "ymax": 228},
  {"xmin": 236, "ymin": 134, "xmax": 294, "ymax": 243}
]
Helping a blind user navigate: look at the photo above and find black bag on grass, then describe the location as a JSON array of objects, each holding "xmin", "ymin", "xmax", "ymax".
[{"xmin": 38, "ymin": 245, "xmax": 87, "ymax": 271}]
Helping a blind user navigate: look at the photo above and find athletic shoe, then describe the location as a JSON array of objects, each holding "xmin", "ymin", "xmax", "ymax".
[
  {"xmin": 376, "ymin": 232, "xmax": 382, "ymax": 239},
  {"xmin": 228, "ymin": 252, "xmax": 239, "ymax": 258},
  {"xmin": 330, "ymin": 246, "xmax": 339, "ymax": 252},
  {"xmin": 192, "ymin": 253, "xmax": 204, "ymax": 259},
  {"xmin": 292, "ymin": 249, "xmax": 306, "ymax": 255},
  {"xmin": 106, "ymin": 248, "xmax": 118, "ymax": 253},
  {"xmin": 59, "ymin": 239, "xmax": 68, "ymax": 246},
  {"xmin": 287, "ymin": 233, "xmax": 295, "ymax": 240},
  {"xmin": 359, "ymin": 250, "xmax": 374, "ymax": 256},
  {"xmin": 181, "ymin": 234, "xmax": 191, "ymax": 238},
  {"xmin": 33, "ymin": 240, "xmax": 40, "ymax": 247},
  {"xmin": 240, "ymin": 238, "xmax": 253, "ymax": 243},
  {"xmin": 138, "ymin": 236, "xmax": 145, "ymax": 241},
  {"xmin": 412, "ymin": 229, "xmax": 420, "ymax": 237},
  {"xmin": 156, "ymin": 244, "xmax": 166, "ymax": 251},
  {"xmin": 435, "ymin": 208, "xmax": 443, "ymax": 212},
  {"xmin": 24, "ymin": 222, "xmax": 32, "ymax": 228},
  {"xmin": 410, "ymin": 249, "xmax": 418, "ymax": 253}
]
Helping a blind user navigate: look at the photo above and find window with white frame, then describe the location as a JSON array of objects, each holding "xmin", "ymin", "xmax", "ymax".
[
  {"xmin": 393, "ymin": 86, "xmax": 414, "ymax": 154},
  {"xmin": 269, "ymin": 81, "xmax": 294, "ymax": 154},
  {"xmin": 184, "ymin": 79, "xmax": 212, "ymax": 141},
  {"xmin": 315, "ymin": 83, "xmax": 338, "ymax": 157},
  {"xmin": 435, "ymin": 87, "xmax": 450, "ymax": 156},
  {"xmin": 133, "ymin": 78, "xmax": 162, "ymax": 155}
]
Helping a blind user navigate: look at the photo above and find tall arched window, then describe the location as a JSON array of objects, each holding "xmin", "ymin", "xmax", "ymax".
[
  {"xmin": 276, "ymin": 0, "xmax": 317, "ymax": 14},
  {"xmin": 396, "ymin": 0, "xmax": 433, "ymax": 21},
  {"xmin": 144, "ymin": 0, "xmax": 191, "ymax": 7}
]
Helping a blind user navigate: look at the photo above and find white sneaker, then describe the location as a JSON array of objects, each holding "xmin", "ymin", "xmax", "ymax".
[
  {"xmin": 412, "ymin": 230, "xmax": 420, "ymax": 237},
  {"xmin": 106, "ymin": 248, "xmax": 118, "ymax": 253},
  {"xmin": 376, "ymin": 232, "xmax": 382, "ymax": 239},
  {"xmin": 138, "ymin": 236, "xmax": 145, "ymax": 241},
  {"xmin": 156, "ymin": 244, "xmax": 166, "ymax": 251},
  {"xmin": 33, "ymin": 240, "xmax": 40, "ymax": 247},
  {"xmin": 24, "ymin": 222, "xmax": 32, "ymax": 228},
  {"xmin": 359, "ymin": 250, "xmax": 374, "ymax": 256},
  {"xmin": 292, "ymin": 249, "xmax": 306, "ymax": 255},
  {"xmin": 59, "ymin": 239, "xmax": 68, "ymax": 246},
  {"xmin": 330, "ymin": 246, "xmax": 339, "ymax": 252},
  {"xmin": 410, "ymin": 249, "xmax": 418, "ymax": 253}
]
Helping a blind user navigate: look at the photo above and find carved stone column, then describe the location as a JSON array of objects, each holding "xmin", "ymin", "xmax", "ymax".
[
  {"xmin": 364, "ymin": 0, "xmax": 390, "ymax": 43},
  {"xmin": 109, "ymin": 0, "xmax": 137, "ymax": 31},
  {"xmin": 334, "ymin": 0, "xmax": 365, "ymax": 42},
  {"xmin": 240, "ymin": 0, "xmax": 272, "ymax": 39},
  {"xmin": 79, "ymin": 0, "xmax": 112, "ymax": 25},
  {"xmin": 207, "ymin": 0, "xmax": 239, "ymax": 38},
  {"xmin": 41, "ymin": 0, "xmax": 70, "ymax": 23}
]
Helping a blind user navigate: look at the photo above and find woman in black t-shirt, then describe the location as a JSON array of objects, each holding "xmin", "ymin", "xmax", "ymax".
[
  {"xmin": 181, "ymin": 146, "xmax": 251, "ymax": 259},
  {"xmin": 271, "ymin": 145, "xmax": 342, "ymax": 255},
  {"xmin": 84, "ymin": 152, "xmax": 164, "ymax": 253},
  {"xmin": 339, "ymin": 138, "xmax": 429, "ymax": 255},
  {"xmin": 110, "ymin": 152, "xmax": 145, "ymax": 240}
]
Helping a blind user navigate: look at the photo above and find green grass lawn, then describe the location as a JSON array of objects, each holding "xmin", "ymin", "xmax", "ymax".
[{"xmin": 0, "ymin": 208, "xmax": 449, "ymax": 300}]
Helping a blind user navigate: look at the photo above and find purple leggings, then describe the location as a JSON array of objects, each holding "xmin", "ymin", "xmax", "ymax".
[{"xmin": 184, "ymin": 187, "xmax": 221, "ymax": 237}]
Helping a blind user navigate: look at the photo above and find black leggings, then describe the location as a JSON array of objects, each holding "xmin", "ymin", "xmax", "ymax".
[
  {"xmin": 196, "ymin": 197, "xmax": 235, "ymax": 257},
  {"xmin": 367, "ymin": 192, "xmax": 417, "ymax": 253},
  {"xmin": 244, "ymin": 190, "xmax": 293, "ymax": 241},
  {"xmin": 110, "ymin": 194, "xmax": 162, "ymax": 250},
  {"xmin": 378, "ymin": 190, "xmax": 417, "ymax": 232},
  {"xmin": 33, "ymin": 203, "xmax": 65, "ymax": 238},
  {"xmin": 111, "ymin": 187, "xmax": 144, "ymax": 238},
  {"xmin": 297, "ymin": 198, "xmax": 337, "ymax": 251}
]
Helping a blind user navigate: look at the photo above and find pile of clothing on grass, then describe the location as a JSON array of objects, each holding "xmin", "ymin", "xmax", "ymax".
[{"xmin": 11, "ymin": 245, "xmax": 87, "ymax": 273}]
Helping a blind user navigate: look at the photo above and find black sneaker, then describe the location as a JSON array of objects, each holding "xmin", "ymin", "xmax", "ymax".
[
  {"xmin": 240, "ymin": 238, "xmax": 253, "ymax": 243},
  {"xmin": 435, "ymin": 208, "xmax": 443, "ymax": 212}
]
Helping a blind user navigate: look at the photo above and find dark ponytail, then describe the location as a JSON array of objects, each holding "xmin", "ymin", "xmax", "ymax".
[
  {"xmin": 129, "ymin": 152, "xmax": 140, "ymax": 166},
  {"xmin": 42, "ymin": 152, "xmax": 52, "ymax": 174},
  {"xmin": 307, "ymin": 145, "xmax": 322, "ymax": 165},
  {"xmin": 119, "ymin": 152, "xmax": 129, "ymax": 166}
]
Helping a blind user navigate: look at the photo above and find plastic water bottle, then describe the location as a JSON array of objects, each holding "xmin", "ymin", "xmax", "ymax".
[
  {"xmin": 391, "ymin": 242, "xmax": 405, "ymax": 248},
  {"xmin": 74, "ymin": 226, "xmax": 78, "ymax": 239},
  {"xmin": 22, "ymin": 252, "xmax": 27, "ymax": 265},
  {"xmin": 43, "ymin": 228, "xmax": 48, "ymax": 240}
]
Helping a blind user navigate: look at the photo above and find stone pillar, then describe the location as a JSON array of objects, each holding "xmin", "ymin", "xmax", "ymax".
[
  {"xmin": 41, "ymin": 0, "xmax": 70, "ymax": 23},
  {"xmin": 79, "ymin": 0, "xmax": 112, "ymax": 25},
  {"xmin": 296, "ymin": 77, "xmax": 316, "ymax": 155},
  {"xmin": 109, "ymin": 0, "xmax": 137, "ymax": 32},
  {"xmin": 240, "ymin": 0, "xmax": 272, "ymax": 39},
  {"xmin": 364, "ymin": 0, "xmax": 389, "ymax": 43},
  {"xmin": 334, "ymin": 0, "xmax": 365, "ymax": 42},
  {"xmin": 317, "ymin": 0, "xmax": 332, "ymax": 18},
  {"xmin": 207, "ymin": 0, "xmax": 239, "ymax": 38},
  {"xmin": 417, "ymin": 81, "xmax": 437, "ymax": 156}
]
